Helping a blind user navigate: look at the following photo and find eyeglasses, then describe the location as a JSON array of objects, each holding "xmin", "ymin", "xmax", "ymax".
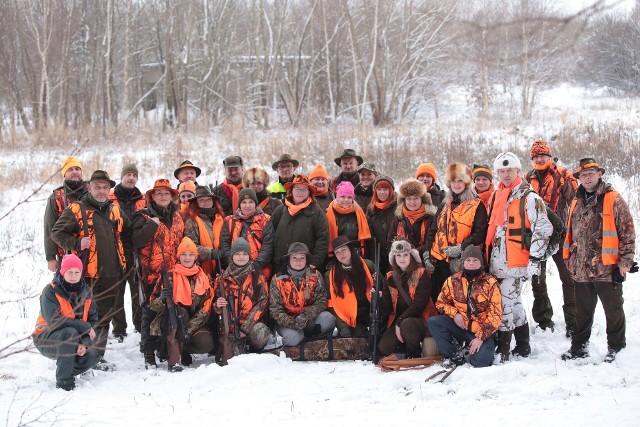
[{"xmin": 292, "ymin": 187, "xmax": 309, "ymax": 193}]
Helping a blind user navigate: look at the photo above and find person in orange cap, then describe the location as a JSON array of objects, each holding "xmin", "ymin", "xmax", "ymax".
[{"xmin": 309, "ymin": 163, "xmax": 334, "ymax": 212}]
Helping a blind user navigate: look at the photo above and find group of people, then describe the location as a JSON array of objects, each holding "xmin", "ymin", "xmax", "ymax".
[{"xmin": 33, "ymin": 141, "xmax": 636, "ymax": 391}]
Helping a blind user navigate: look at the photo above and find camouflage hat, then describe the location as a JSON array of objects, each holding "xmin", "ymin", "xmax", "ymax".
[
  {"xmin": 573, "ymin": 157, "xmax": 605, "ymax": 179},
  {"xmin": 357, "ymin": 162, "xmax": 378, "ymax": 175}
]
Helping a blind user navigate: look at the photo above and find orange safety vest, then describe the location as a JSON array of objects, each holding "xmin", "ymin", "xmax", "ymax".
[
  {"xmin": 504, "ymin": 195, "xmax": 531, "ymax": 268},
  {"xmin": 69, "ymin": 203, "xmax": 127, "ymax": 278},
  {"xmin": 139, "ymin": 210, "xmax": 185, "ymax": 286},
  {"xmin": 225, "ymin": 213, "xmax": 272, "ymax": 278},
  {"xmin": 563, "ymin": 191, "xmax": 619, "ymax": 265},
  {"xmin": 385, "ymin": 268, "xmax": 437, "ymax": 327},
  {"xmin": 274, "ymin": 271, "xmax": 321, "ymax": 315},
  {"xmin": 328, "ymin": 258, "xmax": 373, "ymax": 327},
  {"xmin": 33, "ymin": 282, "xmax": 92, "ymax": 335},
  {"xmin": 431, "ymin": 199, "xmax": 481, "ymax": 261},
  {"xmin": 53, "ymin": 188, "xmax": 72, "ymax": 257},
  {"xmin": 193, "ymin": 215, "xmax": 224, "ymax": 276}
]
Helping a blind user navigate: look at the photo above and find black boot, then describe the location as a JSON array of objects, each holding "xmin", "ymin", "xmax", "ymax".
[
  {"xmin": 512, "ymin": 323, "xmax": 531, "ymax": 358},
  {"xmin": 498, "ymin": 331, "xmax": 513, "ymax": 363}
]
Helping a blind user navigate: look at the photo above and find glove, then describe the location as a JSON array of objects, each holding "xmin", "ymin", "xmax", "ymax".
[
  {"xmin": 631, "ymin": 261, "xmax": 639, "ymax": 274},
  {"xmin": 443, "ymin": 244, "xmax": 462, "ymax": 258},
  {"xmin": 294, "ymin": 313, "xmax": 307, "ymax": 330},
  {"xmin": 423, "ymin": 253, "xmax": 435, "ymax": 272},
  {"xmin": 527, "ymin": 260, "xmax": 540, "ymax": 278},
  {"xmin": 183, "ymin": 332, "xmax": 192, "ymax": 346},
  {"xmin": 160, "ymin": 287, "xmax": 172, "ymax": 301}
]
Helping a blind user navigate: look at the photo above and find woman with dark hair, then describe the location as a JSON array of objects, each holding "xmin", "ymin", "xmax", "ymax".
[
  {"xmin": 325, "ymin": 236, "xmax": 374, "ymax": 338},
  {"xmin": 366, "ymin": 175, "xmax": 397, "ymax": 274},
  {"xmin": 378, "ymin": 239, "xmax": 437, "ymax": 359}
]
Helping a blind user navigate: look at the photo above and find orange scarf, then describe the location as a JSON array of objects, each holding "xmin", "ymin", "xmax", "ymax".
[
  {"xmin": 285, "ymin": 197, "xmax": 312, "ymax": 217},
  {"xmin": 172, "ymin": 264, "xmax": 210, "ymax": 306},
  {"xmin": 373, "ymin": 196, "xmax": 395, "ymax": 211},
  {"xmin": 326, "ymin": 201, "xmax": 371, "ymax": 251},
  {"xmin": 485, "ymin": 176, "xmax": 522, "ymax": 247},
  {"xmin": 194, "ymin": 215, "xmax": 223, "ymax": 275},
  {"xmin": 402, "ymin": 204, "xmax": 427, "ymax": 225},
  {"xmin": 532, "ymin": 159, "xmax": 551, "ymax": 171},
  {"xmin": 328, "ymin": 257, "xmax": 373, "ymax": 327},
  {"xmin": 311, "ymin": 186, "xmax": 328, "ymax": 197},
  {"xmin": 259, "ymin": 197, "xmax": 270, "ymax": 210},
  {"xmin": 223, "ymin": 179, "xmax": 241, "ymax": 212}
]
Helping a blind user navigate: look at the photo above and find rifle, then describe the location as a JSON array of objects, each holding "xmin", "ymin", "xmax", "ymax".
[
  {"xmin": 370, "ymin": 239, "xmax": 382, "ymax": 364},
  {"xmin": 160, "ymin": 244, "xmax": 186, "ymax": 362},
  {"xmin": 133, "ymin": 252, "xmax": 145, "ymax": 307},
  {"xmin": 215, "ymin": 274, "xmax": 234, "ymax": 365}
]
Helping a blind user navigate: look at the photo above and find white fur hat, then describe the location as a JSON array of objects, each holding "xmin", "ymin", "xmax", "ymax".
[{"xmin": 493, "ymin": 152, "xmax": 522, "ymax": 171}]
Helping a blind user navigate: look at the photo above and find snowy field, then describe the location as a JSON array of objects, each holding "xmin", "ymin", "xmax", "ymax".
[{"xmin": 1, "ymin": 85, "xmax": 639, "ymax": 426}]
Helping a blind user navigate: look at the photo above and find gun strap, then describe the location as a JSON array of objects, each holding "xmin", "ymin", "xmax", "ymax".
[{"xmin": 392, "ymin": 272, "xmax": 414, "ymax": 307}]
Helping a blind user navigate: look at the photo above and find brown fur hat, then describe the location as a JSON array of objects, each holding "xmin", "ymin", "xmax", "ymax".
[
  {"xmin": 444, "ymin": 163, "xmax": 473, "ymax": 188},
  {"xmin": 242, "ymin": 167, "xmax": 270, "ymax": 187},
  {"xmin": 397, "ymin": 179, "xmax": 432, "ymax": 207}
]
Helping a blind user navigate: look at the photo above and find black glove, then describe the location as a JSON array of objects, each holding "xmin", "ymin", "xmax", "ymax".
[
  {"xmin": 631, "ymin": 261, "xmax": 639, "ymax": 274},
  {"xmin": 160, "ymin": 287, "xmax": 172, "ymax": 301},
  {"xmin": 613, "ymin": 261, "xmax": 638, "ymax": 284}
]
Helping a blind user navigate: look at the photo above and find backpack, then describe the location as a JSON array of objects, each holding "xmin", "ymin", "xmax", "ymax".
[{"xmin": 519, "ymin": 189, "xmax": 564, "ymax": 258}]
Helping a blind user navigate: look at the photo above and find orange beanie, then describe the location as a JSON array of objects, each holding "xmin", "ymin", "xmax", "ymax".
[
  {"xmin": 309, "ymin": 163, "xmax": 329, "ymax": 181},
  {"xmin": 415, "ymin": 163, "xmax": 437, "ymax": 181},
  {"xmin": 177, "ymin": 236, "xmax": 197, "ymax": 258},
  {"xmin": 178, "ymin": 181, "xmax": 197, "ymax": 194}
]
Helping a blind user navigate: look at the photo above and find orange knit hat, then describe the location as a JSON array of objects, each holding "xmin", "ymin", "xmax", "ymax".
[
  {"xmin": 178, "ymin": 181, "xmax": 197, "ymax": 194},
  {"xmin": 177, "ymin": 236, "xmax": 198, "ymax": 258},
  {"xmin": 309, "ymin": 163, "xmax": 329, "ymax": 181},
  {"xmin": 415, "ymin": 163, "xmax": 437, "ymax": 181},
  {"xmin": 530, "ymin": 139, "xmax": 552, "ymax": 159}
]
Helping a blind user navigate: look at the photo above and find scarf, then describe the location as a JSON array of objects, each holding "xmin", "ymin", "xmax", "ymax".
[
  {"xmin": 402, "ymin": 204, "xmax": 427, "ymax": 225},
  {"xmin": 311, "ymin": 185, "xmax": 329, "ymax": 197},
  {"xmin": 326, "ymin": 201, "xmax": 371, "ymax": 250},
  {"xmin": 485, "ymin": 175, "xmax": 522, "ymax": 247},
  {"xmin": 222, "ymin": 179, "xmax": 241, "ymax": 212},
  {"xmin": 194, "ymin": 213, "xmax": 223, "ymax": 275},
  {"xmin": 372, "ymin": 185, "xmax": 396, "ymax": 211},
  {"xmin": 225, "ymin": 261, "xmax": 253, "ymax": 287},
  {"xmin": 328, "ymin": 257, "xmax": 373, "ymax": 327},
  {"xmin": 287, "ymin": 265, "xmax": 306, "ymax": 279},
  {"xmin": 172, "ymin": 264, "xmax": 209, "ymax": 306},
  {"xmin": 285, "ymin": 196, "xmax": 312, "ymax": 217},
  {"xmin": 532, "ymin": 159, "xmax": 552, "ymax": 171}
]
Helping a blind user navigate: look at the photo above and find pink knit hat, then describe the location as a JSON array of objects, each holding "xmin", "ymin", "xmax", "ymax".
[
  {"xmin": 60, "ymin": 254, "xmax": 83, "ymax": 275},
  {"xmin": 336, "ymin": 181, "xmax": 355, "ymax": 199}
]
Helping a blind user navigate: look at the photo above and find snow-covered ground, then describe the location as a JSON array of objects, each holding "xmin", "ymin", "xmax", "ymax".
[{"xmin": 1, "ymin": 84, "xmax": 639, "ymax": 426}]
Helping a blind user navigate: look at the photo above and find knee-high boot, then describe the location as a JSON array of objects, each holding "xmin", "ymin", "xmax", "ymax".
[{"xmin": 512, "ymin": 323, "xmax": 531, "ymax": 357}]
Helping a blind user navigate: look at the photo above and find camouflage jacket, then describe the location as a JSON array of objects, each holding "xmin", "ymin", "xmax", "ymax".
[
  {"xmin": 269, "ymin": 267, "xmax": 328, "ymax": 329},
  {"xmin": 565, "ymin": 181, "xmax": 635, "ymax": 282},
  {"xmin": 526, "ymin": 163, "xmax": 577, "ymax": 223}
]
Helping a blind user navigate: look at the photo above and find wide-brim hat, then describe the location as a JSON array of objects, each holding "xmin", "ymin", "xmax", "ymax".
[
  {"xmin": 146, "ymin": 178, "xmax": 179, "ymax": 199},
  {"xmin": 284, "ymin": 242, "xmax": 312, "ymax": 262},
  {"xmin": 573, "ymin": 158, "xmax": 605, "ymax": 179},
  {"xmin": 89, "ymin": 170, "xmax": 116, "ymax": 188},
  {"xmin": 272, "ymin": 154, "xmax": 300, "ymax": 170},
  {"xmin": 173, "ymin": 160, "xmax": 202, "ymax": 179},
  {"xmin": 334, "ymin": 149, "xmax": 363, "ymax": 167},
  {"xmin": 331, "ymin": 236, "xmax": 356, "ymax": 253},
  {"xmin": 193, "ymin": 185, "xmax": 218, "ymax": 199}
]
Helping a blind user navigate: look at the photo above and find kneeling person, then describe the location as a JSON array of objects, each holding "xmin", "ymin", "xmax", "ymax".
[
  {"xmin": 270, "ymin": 242, "xmax": 336, "ymax": 346},
  {"xmin": 428, "ymin": 246, "xmax": 502, "ymax": 367},
  {"xmin": 32, "ymin": 255, "xmax": 99, "ymax": 390}
]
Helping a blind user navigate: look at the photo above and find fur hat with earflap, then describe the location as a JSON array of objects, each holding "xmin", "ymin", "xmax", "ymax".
[
  {"xmin": 242, "ymin": 167, "xmax": 270, "ymax": 188},
  {"xmin": 396, "ymin": 179, "xmax": 436, "ymax": 216},
  {"xmin": 444, "ymin": 163, "xmax": 473, "ymax": 188},
  {"xmin": 388, "ymin": 239, "xmax": 421, "ymax": 266}
]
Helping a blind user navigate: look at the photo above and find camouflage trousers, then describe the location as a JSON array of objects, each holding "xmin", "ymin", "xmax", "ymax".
[{"xmin": 498, "ymin": 277, "xmax": 528, "ymax": 331}]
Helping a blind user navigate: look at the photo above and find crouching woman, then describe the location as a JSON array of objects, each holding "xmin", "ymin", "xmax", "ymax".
[
  {"xmin": 150, "ymin": 237, "xmax": 215, "ymax": 371},
  {"xmin": 378, "ymin": 239, "xmax": 437, "ymax": 359},
  {"xmin": 270, "ymin": 242, "xmax": 336, "ymax": 346},
  {"xmin": 32, "ymin": 254, "xmax": 99, "ymax": 390},
  {"xmin": 213, "ymin": 237, "xmax": 271, "ymax": 352},
  {"xmin": 427, "ymin": 246, "xmax": 502, "ymax": 367}
]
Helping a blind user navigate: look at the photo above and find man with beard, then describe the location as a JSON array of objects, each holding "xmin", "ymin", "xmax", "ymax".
[
  {"xmin": 44, "ymin": 156, "xmax": 88, "ymax": 272},
  {"xmin": 268, "ymin": 154, "xmax": 299, "ymax": 201},
  {"xmin": 51, "ymin": 170, "xmax": 129, "ymax": 370},
  {"xmin": 330, "ymin": 149, "xmax": 363, "ymax": 192},
  {"xmin": 213, "ymin": 155, "xmax": 244, "ymax": 216},
  {"xmin": 108, "ymin": 164, "xmax": 146, "ymax": 336}
]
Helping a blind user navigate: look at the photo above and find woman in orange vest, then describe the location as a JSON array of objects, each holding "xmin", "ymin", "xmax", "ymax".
[
  {"xmin": 213, "ymin": 237, "xmax": 271, "ymax": 354},
  {"xmin": 219, "ymin": 188, "xmax": 275, "ymax": 279},
  {"xmin": 425, "ymin": 163, "xmax": 488, "ymax": 303},
  {"xmin": 131, "ymin": 178, "xmax": 185, "ymax": 369},
  {"xmin": 32, "ymin": 255, "xmax": 99, "ymax": 391},
  {"xmin": 378, "ymin": 239, "xmax": 436, "ymax": 359},
  {"xmin": 326, "ymin": 181, "xmax": 372, "ymax": 257},
  {"xmin": 184, "ymin": 186, "xmax": 226, "ymax": 278},
  {"xmin": 270, "ymin": 242, "xmax": 336, "ymax": 346},
  {"xmin": 325, "ymin": 236, "xmax": 374, "ymax": 338},
  {"xmin": 149, "ymin": 237, "xmax": 214, "ymax": 372}
]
